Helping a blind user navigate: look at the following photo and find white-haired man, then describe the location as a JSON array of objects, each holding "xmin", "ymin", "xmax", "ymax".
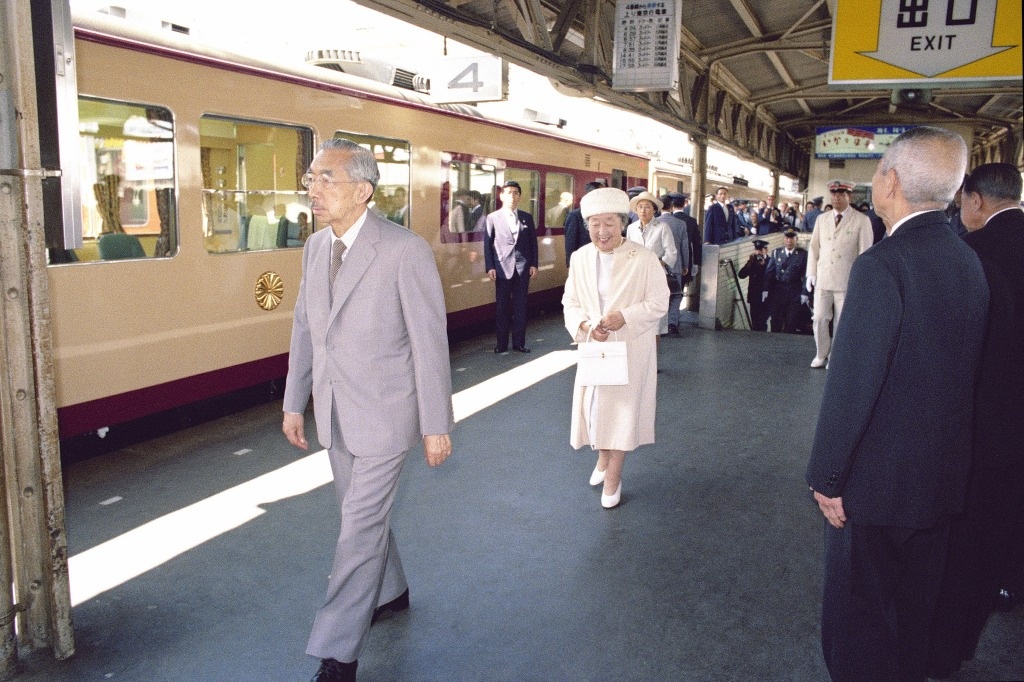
[{"xmin": 805, "ymin": 127, "xmax": 989, "ymax": 682}]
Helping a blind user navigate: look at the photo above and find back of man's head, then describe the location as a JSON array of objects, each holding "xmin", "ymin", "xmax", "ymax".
[
  {"xmin": 880, "ymin": 126, "xmax": 967, "ymax": 208},
  {"xmin": 963, "ymin": 163, "xmax": 1023, "ymax": 204}
]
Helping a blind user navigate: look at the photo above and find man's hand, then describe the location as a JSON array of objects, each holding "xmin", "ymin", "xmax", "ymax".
[
  {"xmin": 812, "ymin": 489, "xmax": 847, "ymax": 529},
  {"xmin": 529, "ymin": 266, "xmax": 537, "ymax": 277},
  {"xmin": 282, "ymin": 412, "xmax": 308, "ymax": 451},
  {"xmin": 487, "ymin": 269, "xmax": 497, "ymax": 281},
  {"xmin": 424, "ymin": 434, "xmax": 452, "ymax": 467},
  {"xmin": 806, "ymin": 275, "xmax": 816, "ymax": 292}
]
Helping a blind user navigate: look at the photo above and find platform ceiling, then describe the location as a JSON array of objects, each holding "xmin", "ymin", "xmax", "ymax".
[{"xmin": 354, "ymin": 0, "xmax": 1023, "ymax": 182}]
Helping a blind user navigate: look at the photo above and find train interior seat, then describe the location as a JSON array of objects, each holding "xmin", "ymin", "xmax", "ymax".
[
  {"xmin": 97, "ymin": 232, "xmax": 147, "ymax": 260},
  {"xmin": 281, "ymin": 218, "xmax": 302, "ymax": 248}
]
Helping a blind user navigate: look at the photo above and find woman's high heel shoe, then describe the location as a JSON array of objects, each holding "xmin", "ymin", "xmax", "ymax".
[
  {"xmin": 589, "ymin": 464, "xmax": 606, "ymax": 486},
  {"xmin": 601, "ymin": 483, "xmax": 621, "ymax": 509}
]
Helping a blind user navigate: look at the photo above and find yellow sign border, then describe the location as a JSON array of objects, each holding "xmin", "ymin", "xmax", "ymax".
[{"xmin": 830, "ymin": 0, "xmax": 1023, "ymax": 85}]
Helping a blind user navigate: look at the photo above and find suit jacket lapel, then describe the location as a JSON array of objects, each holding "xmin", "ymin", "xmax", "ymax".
[
  {"xmin": 307, "ymin": 231, "xmax": 333, "ymax": 326},
  {"xmin": 329, "ymin": 214, "xmax": 381, "ymax": 326}
]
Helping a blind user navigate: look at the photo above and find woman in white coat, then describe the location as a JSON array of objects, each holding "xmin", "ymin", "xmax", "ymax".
[{"xmin": 562, "ymin": 188, "xmax": 669, "ymax": 508}]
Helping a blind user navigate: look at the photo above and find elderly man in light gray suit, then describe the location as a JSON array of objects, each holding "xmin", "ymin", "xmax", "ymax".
[{"xmin": 283, "ymin": 139, "xmax": 454, "ymax": 682}]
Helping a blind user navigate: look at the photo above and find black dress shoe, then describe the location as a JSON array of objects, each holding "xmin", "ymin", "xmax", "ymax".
[
  {"xmin": 512, "ymin": 346, "xmax": 531, "ymax": 353},
  {"xmin": 668, "ymin": 324, "xmax": 680, "ymax": 336},
  {"xmin": 494, "ymin": 347, "xmax": 508, "ymax": 354},
  {"xmin": 312, "ymin": 658, "xmax": 357, "ymax": 682},
  {"xmin": 372, "ymin": 588, "xmax": 409, "ymax": 624}
]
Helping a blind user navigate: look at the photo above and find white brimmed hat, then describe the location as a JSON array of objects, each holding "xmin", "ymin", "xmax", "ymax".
[
  {"xmin": 628, "ymin": 191, "xmax": 663, "ymax": 213},
  {"xmin": 580, "ymin": 187, "xmax": 631, "ymax": 219}
]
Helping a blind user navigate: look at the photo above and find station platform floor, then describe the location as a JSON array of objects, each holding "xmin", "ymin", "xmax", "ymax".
[{"xmin": 18, "ymin": 313, "xmax": 1024, "ymax": 681}]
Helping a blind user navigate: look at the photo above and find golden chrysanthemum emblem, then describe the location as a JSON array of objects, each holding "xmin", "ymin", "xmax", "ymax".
[{"xmin": 255, "ymin": 271, "xmax": 284, "ymax": 310}]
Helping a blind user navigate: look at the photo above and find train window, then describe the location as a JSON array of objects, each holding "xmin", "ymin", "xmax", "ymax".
[
  {"xmin": 65, "ymin": 97, "xmax": 177, "ymax": 263},
  {"xmin": 200, "ymin": 116, "xmax": 313, "ymax": 253},
  {"xmin": 445, "ymin": 160, "xmax": 497, "ymax": 237},
  {"xmin": 336, "ymin": 132, "xmax": 411, "ymax": 228},
  {"xmin": 544, "ymin": 172, "xmax": 574, "ymax": 229},
  {"xmin": 504, "ymin": 169, "xmax": 540, "ymax": 221}
]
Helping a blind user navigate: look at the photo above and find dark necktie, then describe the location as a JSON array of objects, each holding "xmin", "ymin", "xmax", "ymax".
[
  {"xmin": 835, "ymin": 213, "xmax": 843, "ymax": 226},
  {"xmin": 329, "ymin": 240, "xmax": 346, "ymax": 302}
]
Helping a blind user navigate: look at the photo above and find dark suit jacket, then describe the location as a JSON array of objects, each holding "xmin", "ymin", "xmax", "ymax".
[
  {"xmin": 704, "ymin": 202, "xmax": 738, "ymax": 244},
  {"xmin": 674, "ymin": 210, "xmax": 702, "ymax": 267},
  {"xmin": 484, "ymin": 209, "xmax": 538, "ymax": 279},
  {"xmin": 563, "ymin": 208, "xmax": 587, "ymax": 267},
  {"xmin": 806, "ymin": 211, "xmax": 989, "ymax": 528},
  {"xmin": 962, "ymin": 208, "xmax": 1024, "ymax": 469}
]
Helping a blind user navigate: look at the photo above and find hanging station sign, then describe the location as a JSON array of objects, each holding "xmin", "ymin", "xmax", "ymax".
[
  {"xmin": 612, "ymin": 0, "xmax": 682, "ymax": 92},
  {"xmin": 814, "ymin": 126, "xmax": 916, "ymax": 159},
  {"xmin": 830, "ymin": 0, "xmax": 1022, "ymax": 86}
]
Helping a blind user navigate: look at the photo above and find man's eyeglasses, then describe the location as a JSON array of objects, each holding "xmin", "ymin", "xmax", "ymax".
[{"xmin": 300, "ymin": 172, "xmax": 361, "ymax": 190}]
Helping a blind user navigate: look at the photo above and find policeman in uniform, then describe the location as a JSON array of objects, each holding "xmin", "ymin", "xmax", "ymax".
[
  {"xmin": 738, "ymin": 239, "xmax": 770, "ymax": 331},
  {"xmin": 765, "ymin": 229, "xmax": 808, "ymax": 333}
]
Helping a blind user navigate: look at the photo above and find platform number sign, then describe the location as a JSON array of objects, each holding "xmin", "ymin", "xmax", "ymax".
[
  {"xmin": 830, "ymin": 0, "xmax": 1021, "ymax": 85},
  {"xmin": 430, "ymin": 55, "xmax": 507, "ymax": 104},
  {"xmin": 448, "ymin": 62, "xmax": 485, "ymax": 94}
]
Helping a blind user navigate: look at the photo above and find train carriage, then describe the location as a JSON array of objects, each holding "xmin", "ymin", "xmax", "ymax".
[{"xmin": 51, "ymin": 13, "xmax": 648, "ymax": 440}]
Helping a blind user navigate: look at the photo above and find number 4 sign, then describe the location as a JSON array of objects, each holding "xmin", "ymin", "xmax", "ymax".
[{"xmin": 429, "ymin": 55, "xmax": 508, "ymax": 104}]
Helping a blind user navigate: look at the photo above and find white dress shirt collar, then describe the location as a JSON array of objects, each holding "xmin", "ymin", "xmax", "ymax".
[{"xmin": 329, "ymin": 208, "xmax": 369, "ymax": 255}]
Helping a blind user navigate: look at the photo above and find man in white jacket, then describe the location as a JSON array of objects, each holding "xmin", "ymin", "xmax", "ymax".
[{"xmin": 806, "ymin": 179, "xmax": 874, "ymax": 368}]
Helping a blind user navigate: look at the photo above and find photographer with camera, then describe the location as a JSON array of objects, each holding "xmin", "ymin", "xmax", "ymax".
[{"xmin": 738, "ymin": 239, "xmax": 771, "ymax": 331}]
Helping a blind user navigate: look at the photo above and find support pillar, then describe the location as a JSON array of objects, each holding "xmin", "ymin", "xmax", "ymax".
[{"xmin": 0, "ymin": 1, "xmax": 75, "ymax": 676}]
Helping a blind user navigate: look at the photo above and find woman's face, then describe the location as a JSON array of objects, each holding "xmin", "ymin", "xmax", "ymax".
[
  {"xmin": 636, "ymin": 200, "xmax": 656, "ymax": 224},
  {"xmin": 587, "ymin": 213, "xmax": 623, "ymax": 252}
]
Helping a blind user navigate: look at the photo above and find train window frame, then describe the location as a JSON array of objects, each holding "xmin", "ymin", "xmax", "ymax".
[
  {"xmin": 440, "ymin": 152, "xmax": 502, "ymax": 244},
  {"xmin": 543, "ymin": 172, "xmax": 575, "ymax": 231},
  {"xmin": 335, "ymin": 131, "xmax": 411, "ymax": 230},
  {"xmin": 200, "ymin": 115, "xmax": 314, "ymax": 254},
  {"xmin": 503, "ymin": 168, "xmax": 540, "ymax": 227},
  {"xmin": 59, "ymin": 96, "xmax": 178, "ymax": 264}
]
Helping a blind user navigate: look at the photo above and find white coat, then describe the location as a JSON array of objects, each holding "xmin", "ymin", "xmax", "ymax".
[
  {"xmin": 807, "ymin": 209, "xmax": 874, "ymax": 291},
  {"xmin": 562, "ymin": 240, "xmax": 669, "ymax": 452}
]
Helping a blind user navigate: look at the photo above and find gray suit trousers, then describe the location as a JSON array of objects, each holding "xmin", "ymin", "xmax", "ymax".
[{"xmin": 306, "ymin": 417, "xmax": 409, "ymax": 662}]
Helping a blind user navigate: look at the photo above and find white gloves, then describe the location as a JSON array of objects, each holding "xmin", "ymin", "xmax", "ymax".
[{"xmin": 806, "ymin": 275, "xmax": 816, "ymax": 292}]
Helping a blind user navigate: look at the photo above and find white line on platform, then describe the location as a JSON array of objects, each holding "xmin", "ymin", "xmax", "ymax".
[{"xmin": 68, "ymin": 350, "xmax": 579, "ymax": 606}]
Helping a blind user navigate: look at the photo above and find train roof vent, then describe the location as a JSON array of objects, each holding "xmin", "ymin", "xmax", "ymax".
[
  {"xmin": 305, "ymin": 49, "xmax": 426, "ymax": 93},
  {"xmin": 524, "ymin": 108, "xmax": 567, "ymax": 129}
]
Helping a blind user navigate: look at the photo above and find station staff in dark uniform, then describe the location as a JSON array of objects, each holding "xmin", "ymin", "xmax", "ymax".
[
  {"xmin": 738, "ymin": 239, "xmax": 770, "ymax": 331},
  {"xmin": 765, "ymin": 229, "xmax": 807, "ymax": 333},
  {"xmin": 484, "ymin": 180, "xmax": 538, "ymax": 353}
]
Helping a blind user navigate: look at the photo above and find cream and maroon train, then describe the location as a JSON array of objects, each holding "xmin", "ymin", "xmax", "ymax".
[{"xmin": 51, "ymin": 14, "xmax": 649, "ymax": 440}]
